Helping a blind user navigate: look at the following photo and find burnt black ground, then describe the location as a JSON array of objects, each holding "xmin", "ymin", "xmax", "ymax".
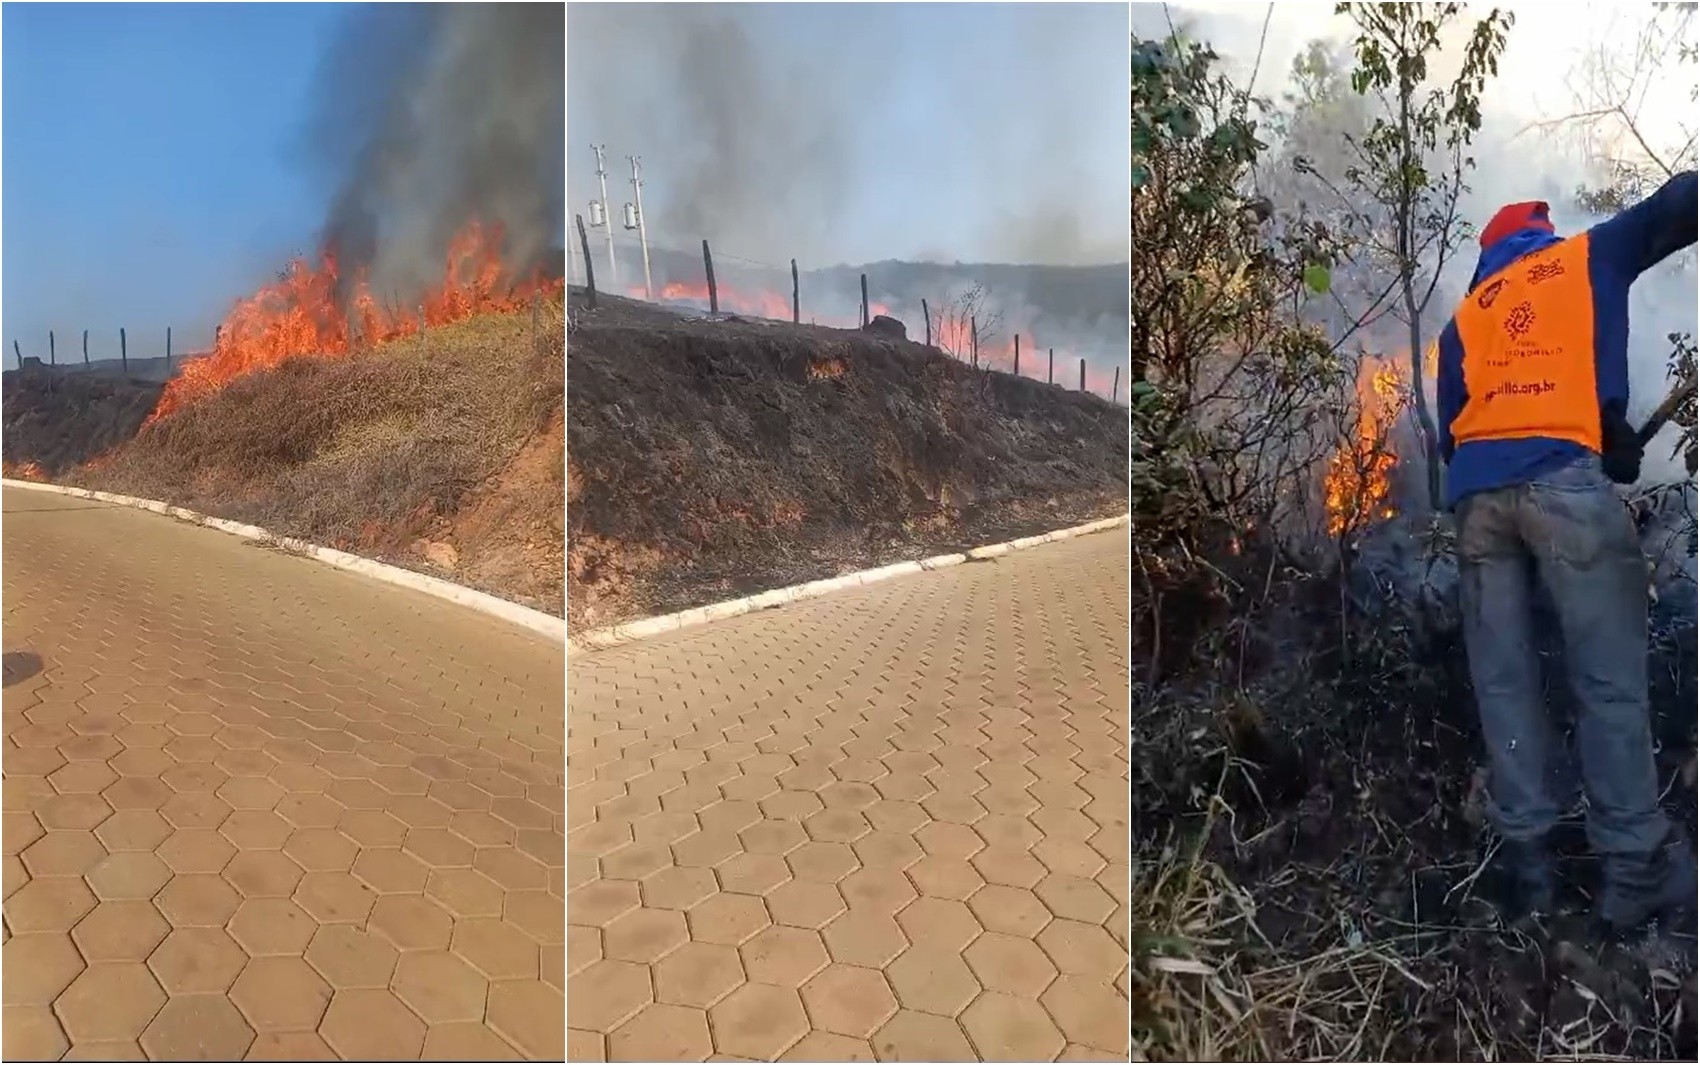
[
  {"xmin": 566, "ymin": 289, "xmax": 1128, "ymax": 631},
  {"xmin": 1133, "ymin": 512, "xmax": 1697, "ymax": 1061},
  {"xmin": 1, "ymin": 366, "xmax": 164, "ymax": 475}
]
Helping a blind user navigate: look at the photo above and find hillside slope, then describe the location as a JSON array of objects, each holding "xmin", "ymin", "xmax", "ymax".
[
  {"xmin": 3, "ymin": 304, "xmax": 566, "ymax": 614},
  {"xmin": 567, "ymin": 289, "xmax": 1127, "ymax": 631}
]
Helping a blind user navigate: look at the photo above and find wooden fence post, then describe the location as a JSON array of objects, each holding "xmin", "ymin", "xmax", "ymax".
[
  {"xmin": 1112, "ymin": 366, "xmax": 1120, "ymax": 404},
  {"xmin": 860, "ymin": 274, "xmax": 869, "ymax": 328},
  {"xmin": 1079, "ymin": 357, "xmax": 1086, "ymax": 392},
  {"xmin": 1048, "ymin": 347, "xmax": 1054, "ymax": 384},
  {"xmin": 1014, "ymin": 335, "xmax": 1021, "ymax": 378},
  {"xmin": 49, "ymin": 331, "xmax": 55, "ymax": 366},
  {"xmin": 971, "ymin": 317, "xmax": 978, "ymax": 368},
  {"xmin": 574, "ymin": 214, "xmax": 598, "ymax": 310},
  {"xmin": 121, "ymin": 328, "xmax": 128, "ymax": 373},
  {"xmin": 702, "ymin": 240, "xmax": 719, "ymax": 314},
  {"xmin": 166, "ymin": 327, "xmax": 172, "ymax": 375},
  {"xmin": 922, "ymin": 300, "xmax": 931, "ymax": 346},
  {"xmin": 791, "ymin": 259, "xmax": 800, "ymax": 324},
  {"xmin": 83, "ymin": 330, "xmax": 89, "ymax": 366}
]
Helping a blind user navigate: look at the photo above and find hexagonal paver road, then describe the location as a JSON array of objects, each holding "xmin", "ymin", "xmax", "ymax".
[
  {"xmin": 2, "ymin": 487, "xmax": 564, "ymax": 1060},
  {"xmin": 568, "ymin": 529, "xmax": 1130, "ymax": 1062}
]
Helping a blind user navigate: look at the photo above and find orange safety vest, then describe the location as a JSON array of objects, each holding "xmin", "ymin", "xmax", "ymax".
[{"xmin": 1450, "ymin": 233, "xmax": 1601, "ymax": 452}]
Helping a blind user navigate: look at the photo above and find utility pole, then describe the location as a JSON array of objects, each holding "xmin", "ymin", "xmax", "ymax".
[
  {"xmin": 626, "ymin": 155, "xmax": 654, "ymax": 300},
  {"xmin": 591, "ymin": 145, "xmax": 618, "ymax": 286}
]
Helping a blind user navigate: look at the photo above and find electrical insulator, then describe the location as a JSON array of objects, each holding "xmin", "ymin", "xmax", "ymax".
[
  {"xmin": 623, "ymin": 203, "xmax": 639, "ymax": 230},
  {"xmin": 588, "ymin": 201, "xmax": 606, "ymax": 227}
]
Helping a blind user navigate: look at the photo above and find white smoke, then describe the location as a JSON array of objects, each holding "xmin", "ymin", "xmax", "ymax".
[{"xmin": 1154, "ymin": 2, "xmax": 1698, "ymax": 487}]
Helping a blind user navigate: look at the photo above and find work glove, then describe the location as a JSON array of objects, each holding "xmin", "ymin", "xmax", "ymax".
[{"xmin": 1600, "ymin": 401, "xmax": 1643, "ymax": 485}]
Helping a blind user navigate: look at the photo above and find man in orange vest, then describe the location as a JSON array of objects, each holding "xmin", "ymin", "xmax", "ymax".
[{"xmin": 1435, "ymin": 170, "xmax": 1697, "ymax": 934}]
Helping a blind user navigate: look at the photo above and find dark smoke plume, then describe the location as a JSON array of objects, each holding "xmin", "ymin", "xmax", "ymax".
[{"xmin": 310, "ymin": 3, "xmax": 564, "ymax": 303}]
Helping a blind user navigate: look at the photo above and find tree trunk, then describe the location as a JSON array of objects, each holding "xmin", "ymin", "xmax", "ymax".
[
  {"xmin": 1403, "ymin": 278, "xmax": 1443, "ymax": 511},
  {"xmin": 1396, "ymin": 63, "xmax": 1443, "ymax": 512}
]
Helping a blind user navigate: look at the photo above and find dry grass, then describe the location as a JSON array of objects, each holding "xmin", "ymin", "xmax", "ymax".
[
  {"xmin": 1135, "ymin": 762, "xmax": 1448, "ymax": 1063},
  {"xmin": 58, "ymin": 299, "xmax": 565, "ymax": 610}
]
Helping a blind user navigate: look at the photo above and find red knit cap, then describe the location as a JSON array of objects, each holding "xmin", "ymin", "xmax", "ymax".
[{"xmin": 1480, "ymin": 201, "xmax": 1554, "ymax": 248}]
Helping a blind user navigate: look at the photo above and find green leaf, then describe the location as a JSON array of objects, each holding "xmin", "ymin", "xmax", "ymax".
[{"xmin": 1303, "ymin": 263, "xmax": 1332, "ymax": 294}]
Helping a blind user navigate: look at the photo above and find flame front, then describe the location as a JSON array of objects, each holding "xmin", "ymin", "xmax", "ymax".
[
  {"xmin": 619, "ymin": 278, "xmax": 1124, "ymax": 397},
  {"xmin": 629, "ymin": 281, "xmax": 889, "ymax": 328},
  {"xmin": 1323, "ymin": 356, "xmax": 1404, "ymax": 537},
  {"xmin": 145, "ymin": 220, "xmax": 562, "ymax": 426},
  {"xmin": 2, "ymin": 460, "xmax": 46, "ymax": 481}
]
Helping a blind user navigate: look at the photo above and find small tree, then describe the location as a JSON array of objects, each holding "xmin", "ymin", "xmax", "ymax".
[
  {"xmin": 925, "ymin": 283, "xmax": 1004, "ymax": 367},
  {"xmin": 1132, "ymin": 31, "xmax": 1359, "ymax": 559},
  {"xmin": 1335, "ymin": 2, "xmax": 1514, "ymax": 510}
]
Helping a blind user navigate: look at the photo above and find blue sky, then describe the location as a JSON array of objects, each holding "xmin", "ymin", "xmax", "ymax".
[
  {"xmin": 3, "ymin": 3, "xmax": 346, "ymax": 362},
  {"xmin": 567, "ymin": 2, "xmax": 1129, "ymax": 270}
]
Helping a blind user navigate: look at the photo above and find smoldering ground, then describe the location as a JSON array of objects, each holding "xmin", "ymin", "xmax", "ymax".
[{"xmin": 308, "ymin": 3, "xmax": 565, "ymax": 305}]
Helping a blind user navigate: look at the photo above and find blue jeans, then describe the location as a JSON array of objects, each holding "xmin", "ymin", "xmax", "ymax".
[{"xmin": 1456, "ymin": 455, "xmax": 1669, "ymax": 857}]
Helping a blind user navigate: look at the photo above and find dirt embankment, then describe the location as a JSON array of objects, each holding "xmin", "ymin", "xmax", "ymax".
[
  {"xmin": 2, "ymin": 304, "xmax": 566, "ymax": 615},
  {"xmin": 566, "ymin": 289, "xmax": 1128, "ymax": 631}
]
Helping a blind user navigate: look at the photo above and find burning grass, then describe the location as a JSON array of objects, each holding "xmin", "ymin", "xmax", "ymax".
[
  {"xmin": 149, "ymin": 220, "xmax": 563, "ymax": 426},
  {"xmin": 631, "ymin": 280, "xmax": 891, "ymax": 327},
  {"xmin": 61, "ymin": 302, "xmax": 566, "ymax": 614}
]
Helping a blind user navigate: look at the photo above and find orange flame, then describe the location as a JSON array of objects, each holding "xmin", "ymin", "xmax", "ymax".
[
  {"xmin": 630, "ymin": 280, "xmax": 889, "ymax": 328},
  {"xmin": 2, "ymin": 460, "xmax": 47, "ymax": 481},
  {"xmin": 627, "ymin": 280, "xmax": 1124, "ymax": 398},
  {"xmin": 1323, "ymin": 356, "xmax": 1405, "ymax": 537},
  {"xmin": 807, "ymin": 357, "xmax": 847, "ymax": 380},
  {"xmin": 145, "ymin": 220, "xmax": 562, "ymax": 427}
]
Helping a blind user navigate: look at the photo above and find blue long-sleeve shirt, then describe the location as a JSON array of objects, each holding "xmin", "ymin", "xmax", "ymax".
[{"xmin": 1436, "ymin": 170, "xmax": 1698, "ymax": 508}]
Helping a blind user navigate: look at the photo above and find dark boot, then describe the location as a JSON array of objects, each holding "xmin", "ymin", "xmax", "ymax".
[
  {"xmin": 1596, "ymin": 831, "xmax": 1698, "ymax": 934},
  {"xmin": 1489, "ymin": 836, "xmax": 1558, "ymax": 921}
]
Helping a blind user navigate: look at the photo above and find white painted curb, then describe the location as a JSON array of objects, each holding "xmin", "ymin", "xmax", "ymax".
[
  {"xmin": 568, "ymin": 513, "xmax": 1130, "ymax": 655},
  {"xmin": 2, "ymin": 478, "xmax": 566, "ymax": 644}
]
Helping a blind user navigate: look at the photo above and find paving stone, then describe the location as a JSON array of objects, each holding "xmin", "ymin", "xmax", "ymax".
[
  {"xmin": 569, "ymin": 532, "xmax": 1128, "ymax": 1062},
  {"xmin": 5, "ymin": 488, "xmax": 563, "ymax": 1060}
]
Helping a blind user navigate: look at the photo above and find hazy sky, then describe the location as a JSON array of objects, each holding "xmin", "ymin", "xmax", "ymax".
[
  {"xmin": 567, "ymin": 2, "xmax": 1130, "ymax": 271},
  {"xmin": 1157, "ymin": 1, "xmax": 1693, "ymax": 165},
  {"xmin": 2, "ymin": 3, "xmax": 348, "ymax": 363}
]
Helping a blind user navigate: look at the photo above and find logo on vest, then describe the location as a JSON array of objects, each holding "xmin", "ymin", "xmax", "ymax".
[
  {"xmin": 1476, "ymin": 278, "xmax": 1508, "ymax": 309},
  {"xmin": 1525, "ymin": 259, "xmax": 1566, "ymax": 284},
  {"xmin": 1503, "ymin": 301, "xmax": 1536, "ymax": 341}
]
